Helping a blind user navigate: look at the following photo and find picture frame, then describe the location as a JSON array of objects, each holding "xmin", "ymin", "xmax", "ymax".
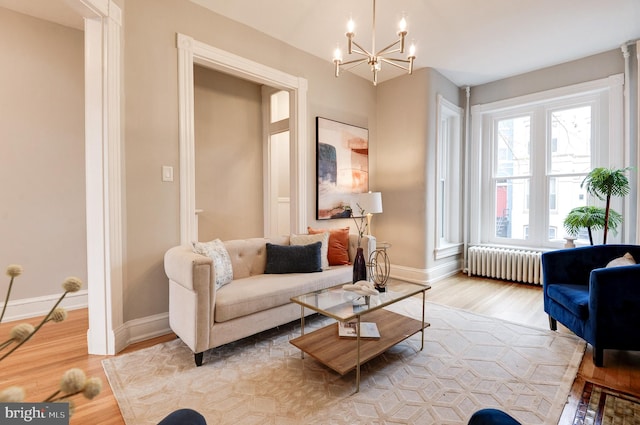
[{"xmin": 316, "ymin": 117, "xmax": 369, "ymax": 220}]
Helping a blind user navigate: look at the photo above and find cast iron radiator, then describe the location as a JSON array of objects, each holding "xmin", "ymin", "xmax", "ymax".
[{"xmin": 467, "ymin": 246, "xmax": 543, "ymax": 285}]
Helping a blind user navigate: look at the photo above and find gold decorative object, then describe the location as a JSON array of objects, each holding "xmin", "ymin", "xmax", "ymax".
[{"xmin": 368, "ymin": 242, "xmax": 391, "ymax": 291}]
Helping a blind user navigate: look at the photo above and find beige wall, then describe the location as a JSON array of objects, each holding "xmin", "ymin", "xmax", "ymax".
[
  {"xmin": 122, "ymin": 0, "xmax": 375, "ymax": 321},
  {"xmin": 194, "ymin": 66, "xmax": 263, "ymax": 241},
  {"xmin": 470, "ymin": 49, "xmax": 624, "ymax": 105},
  {"xmin": 0, "ymin": 8, "xmax": 86, "ymax": 300},
  {"xmin": 375, "ymin": 68, "xmax": 462, "ymax": 271}
]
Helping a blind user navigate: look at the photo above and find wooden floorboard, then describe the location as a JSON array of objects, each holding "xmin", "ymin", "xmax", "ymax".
[{"xmin": 1, "ymin": 272, "xmax": 638, "ymax": 424}]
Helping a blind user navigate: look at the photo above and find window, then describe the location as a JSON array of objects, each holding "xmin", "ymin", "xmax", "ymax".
[
  {"xmin": 471, "ymin": 75, "xmax": 624, "ymax": 248},
  {"xmin": 493, "ymin": 114, "xmax": 531, "ymax": 240},
  {"xmin": 435, "ymin": 95, "xmax": 463, "ymax": 258},
  {"xmin": 549, "ymin": 177, "xmax": 557, "ymax": 211}
]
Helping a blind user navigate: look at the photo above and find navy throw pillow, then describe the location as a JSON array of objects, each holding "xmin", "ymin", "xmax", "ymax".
[{"xmin": 265, "ymin": 242, "xmax": 323, "ymax": 274}]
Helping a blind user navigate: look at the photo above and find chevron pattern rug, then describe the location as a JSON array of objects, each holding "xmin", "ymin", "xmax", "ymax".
[{"xmin": 102, "ymin": 299, "xmax": 585, "ymax": 425}]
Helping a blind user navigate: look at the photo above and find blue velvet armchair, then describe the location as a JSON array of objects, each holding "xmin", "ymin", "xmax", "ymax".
[{"xmin": 541, "ymin": 245, "xmax": 640, "ymax": 366}]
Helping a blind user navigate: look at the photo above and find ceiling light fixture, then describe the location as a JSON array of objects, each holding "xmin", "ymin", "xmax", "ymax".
[{"xmin": 333, "ymin": 0, "xmax": 416, "ymax": 86}]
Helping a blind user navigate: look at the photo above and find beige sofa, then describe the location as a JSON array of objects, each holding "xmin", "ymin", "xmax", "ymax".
[{"xmin": 164, "ymin": 234, "xmax": 375, "ymax": 366}]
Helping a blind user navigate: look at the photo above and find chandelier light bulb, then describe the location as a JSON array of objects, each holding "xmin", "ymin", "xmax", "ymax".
[
  {"xmin": 333, "ymin": 46, "xmax": 343, "ymax": 62},
  {"xmin": 409, "ymin": 43, "xmax": 416, "ymax": 58},
  {"xmin": 398, "ymin": 17, "xmax": 407, "ymax": 33},
  {"xmin": 347, "ymin": 18, "xmax": 355, "ymax": 34}
]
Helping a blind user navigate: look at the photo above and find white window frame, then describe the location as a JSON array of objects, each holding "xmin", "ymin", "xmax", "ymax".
[
  {"xmin": 469, "ymin": 74, "xmax": 625, "ymax": 249},
  {"xmin": 435, "ymin": 94, "xmax": 464, "ymax": 259}
]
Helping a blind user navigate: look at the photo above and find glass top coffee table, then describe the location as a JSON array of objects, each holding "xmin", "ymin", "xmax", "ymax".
[{"xmin": 289, "ymin": 279, "xmax": 431, "ymax": 392}]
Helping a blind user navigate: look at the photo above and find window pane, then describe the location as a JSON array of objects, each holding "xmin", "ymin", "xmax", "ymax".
[
  {"xmin": 550, "ymin": 106, "xmax": 591, "ymax": 174},
  {"xmin": 548, "ymin": 175, "xmax": 587, "ymax": 242},
  {"xmin": 495, "ymin": 178, "xmax": 529, "ymax": 240},
  {"xmin": 496, "ymin": 116, "xmax": 530, "ymax": 177}
]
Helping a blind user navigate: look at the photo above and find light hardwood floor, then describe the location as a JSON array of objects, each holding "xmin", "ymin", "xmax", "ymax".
[{"xmin": 1, "ymin": 272, "xmax": 638, "ymax": 424}]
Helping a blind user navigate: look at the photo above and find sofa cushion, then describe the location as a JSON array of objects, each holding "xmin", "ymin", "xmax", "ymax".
[
  {"xmin": 606, "ymin": 252, "xmax": 636, "ymax": 268},
  {"xmin": 192, "ymin": 239, "xmax": 233, "ymax": 289},
  {"xmin": 223, "ymin": 236, "xmax": 289, "ymax": 280},
  {"xmin": 290, "ymin": 232, "xmax": 329, "ymax": 269},
  {"xmin": 547, "ymin": 284, "xmax": 590, "ymax": 320},
  {"xmin": 214, "ymin": 265, "xmax": 351, "ymax": 322},
  {"xmin": 308, "ymin": 226, "xmax": 350, "ymax": 266},
  {"xmin": 265, "ymin": 242, "xmax": 322, "ymax": 274}
]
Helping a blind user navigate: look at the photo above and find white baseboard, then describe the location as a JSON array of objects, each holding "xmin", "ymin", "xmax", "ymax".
[
  {"xmin": 114, "ymin": 312, "xmax": 171, "ymax": 353},
  {"xmin": 2, "ymin": 292, "xmax": 171, "ymax": 354},
  {"xmin": 0, "ymin": 290, "xmax": 89, "ymax": 322},
  {"xmin": 390, "ymin": 258, "xmax": 463, "ymax": 285}
]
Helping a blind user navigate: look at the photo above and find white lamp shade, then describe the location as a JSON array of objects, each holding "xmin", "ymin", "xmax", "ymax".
[{"xmin": 350, "ymin": 192, "xmax": 383, "ymax": 216}]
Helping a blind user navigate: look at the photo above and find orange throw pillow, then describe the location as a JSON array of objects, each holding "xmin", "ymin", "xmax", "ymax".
[{"xmin": 307, "ymin": 227, "xmax": 350, "ymax": 266}]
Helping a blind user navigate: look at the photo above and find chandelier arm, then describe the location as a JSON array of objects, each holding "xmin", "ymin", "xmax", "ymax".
[
  {"xmin": 349, "ymin": 48, "xmax": 371, "ymax": 58},
  {"xmin": 380, "ymin": 57, "xmax": 411, "ymax": 65},
  {"xmin": 375, "ymin": 40, "xmax": 402, "ymax": 57},
  {"xmin": 339, "ymin": 58, "xmax": 369, "ymax": 70},
  {"xmin": 379, "ymin": 57, "xmax": 411, "ymax": 71},
  {"xmin": 340, "ymin": 58, "xmax": 369, "ymax": 69},
  {"xmin": 350, "ymin": 39, "xmax": 374, "ymax": 58}
]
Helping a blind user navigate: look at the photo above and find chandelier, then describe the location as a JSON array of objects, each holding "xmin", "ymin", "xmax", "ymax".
[{"xmin": 332, "ymin": 0, "xmax": 416, "ymax": 86}]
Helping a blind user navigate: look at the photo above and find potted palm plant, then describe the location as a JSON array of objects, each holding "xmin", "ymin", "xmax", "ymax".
[{"xmin": 563, "ymin": 166, "xmax": 631, "ymax": 245}]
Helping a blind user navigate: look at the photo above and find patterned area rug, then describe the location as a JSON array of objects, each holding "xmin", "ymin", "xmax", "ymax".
[
  {"xmin": 573, "ymin": 381, "xmax": 640, "ymax": 424},
  {"xmin": 102, "ymin": 300, "xmax": 585, "ymax": 425}
]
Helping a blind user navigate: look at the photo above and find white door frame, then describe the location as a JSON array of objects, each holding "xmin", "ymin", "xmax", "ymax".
[
  {"xmin": 176, "ymin": 34, "xmax": 308, "ymax": 243},
  {"xmin": 71, "ymin": 0, "xmax": 123, "ymax": 355}
]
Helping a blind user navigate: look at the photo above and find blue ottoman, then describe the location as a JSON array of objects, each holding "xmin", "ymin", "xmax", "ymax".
[
  {"xmin": 468, "ymin": 409, "xmax": 521, "ymax": 425},
  {"xmin": 157, "ymin": 409, "xmax": 206, "ymax": 425}
]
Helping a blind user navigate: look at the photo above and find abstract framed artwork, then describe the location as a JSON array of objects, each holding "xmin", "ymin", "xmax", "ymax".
[{"xmin": 316, "ymin": 117, "xmax": 369, "ymax": 220}]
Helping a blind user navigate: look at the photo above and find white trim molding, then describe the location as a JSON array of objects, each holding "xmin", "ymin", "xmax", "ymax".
[
  {"xmin": 0, "ymin": 291, "xmax": 88, "ymax": 323},
  {"xmin": 82, "ymin": 0, "xmax": 124, "ymax": 355},
  {"xmin": 114, "ymin": 312, "xmax": 171, "ymax": 350},
  {"xmin": 391, "ymin": 258, "xmax": 463, "ymax": 285},
  {"xmin": 176, "ymin": 34, "xmax": 309, "ymax": 243}
]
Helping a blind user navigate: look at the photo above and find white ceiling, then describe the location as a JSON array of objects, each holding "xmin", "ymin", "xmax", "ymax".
[
  {"xmin": 0, "ymin": 0, "xmax": 83, "ymax": 30},
  {"xmin": 190, "ymin": 0, "xmax": 640, "ymax": 86},
  {"xmin": 2, "ymin": 0, "xmax": 639, "ymax": 86}
]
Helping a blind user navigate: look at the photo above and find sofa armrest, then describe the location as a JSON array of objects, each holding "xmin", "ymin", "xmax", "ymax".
[
  {"xmin": 589, "ymin": 264, "xmax": 640, "ymax": 329},
  {"xmin": 164, "ymin": 245, "xmax": 213, "ymax": 291},
  {"xmin": 164, "ymin": 245, "xmax": 216, "ymax": 353}
]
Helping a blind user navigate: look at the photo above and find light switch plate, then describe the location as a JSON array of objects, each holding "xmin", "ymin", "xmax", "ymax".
[{"xmin": 162, "ymin": 166, "xmax": 173, "ymax": 182}]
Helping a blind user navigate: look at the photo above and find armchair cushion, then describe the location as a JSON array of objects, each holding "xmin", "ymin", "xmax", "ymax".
[
  {"xmin": 546, "ymin": 284, "xmax": 589, "ymax": 320},
  {"xmin": 606, "ymin": 252, "xmax": 635, "ymax": 268}
]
